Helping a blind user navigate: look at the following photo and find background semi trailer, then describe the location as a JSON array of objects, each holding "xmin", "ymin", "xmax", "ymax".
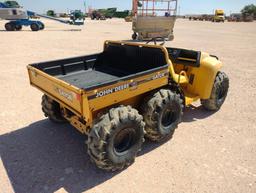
[{"xmin": 27, "ymin": 41, "xmax": 229, "ymax": 171}]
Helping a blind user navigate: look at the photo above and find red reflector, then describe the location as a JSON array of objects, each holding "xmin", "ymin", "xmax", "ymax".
[{"xmin": 76, "ymin": 94, "xmax": 81, "ymax": 102}]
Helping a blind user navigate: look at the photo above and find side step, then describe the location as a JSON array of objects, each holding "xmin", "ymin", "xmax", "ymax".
[{"xmin": 184, "ymin": 92, "xmax": 200, "ymax": 106}]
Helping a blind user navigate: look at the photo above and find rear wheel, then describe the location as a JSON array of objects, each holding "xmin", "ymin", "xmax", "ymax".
[
  {"xmin": 15, "ymin": 24, "xmax": 22, "ymax": 31},
  {"xmin": 201, "ymin": 72, "xmax": 229, "ymax": 111},
  {"xmin": 40, "ymin": 23, "xmax": 45, "ymax": 30},
  {"xmin": 5, "ymin": 23, "xmax": 15, "ymax": 31},
  {"xmin": 137, "ymin": 34, "xmax": 144, "ymax": 41},
  {"xmin": 30, "ymin": 23, "xmax": 40, "ymax": 31},
  {"xmin": 168, "ymin": 34, "xmax": 174, "ymax": 41},
  {"xmin": 132, "ymin": 32, "xmax": 137, "ymax": 40},
  {"xmin": 41, "ymin": 95, "xmax": 66, "ymax": 123},
  {"xmin": 142, "ymin": 89, "xmax": 183, "ymax": 142},
  {"xmin": 87, "ymin": 106, "xmax": 145, "ymax": 171}
]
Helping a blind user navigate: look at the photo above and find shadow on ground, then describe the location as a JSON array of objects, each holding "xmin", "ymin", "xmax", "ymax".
[
  {"xmin": 0, "ymin": 105, "xmax": 214, "ymax": 193},
  {"xmin": 182, "ymin": 105, "xmax": 216, "ymax": 122},
  {"xmin": 0, "ymin": 29, "xmax": 82, "ymax": 32},
  {"xmin": 0, "ymin": 120, "xmax": 116, "ymax": 193}
]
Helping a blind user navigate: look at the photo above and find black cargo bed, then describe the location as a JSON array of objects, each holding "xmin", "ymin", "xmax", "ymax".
[
  {"xmin": 31, "ymin": 42, "xmax": 168, "ymax": 90},
  {"xmin": 58, "ymin": 69, "xmax": 118, "ymax": 89}
]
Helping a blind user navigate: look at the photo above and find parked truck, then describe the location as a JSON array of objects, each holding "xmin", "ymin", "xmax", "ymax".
[
  {"xmin": 28, "ymin": 40, "xmax": 229, "ymax": 171},
  {"xmin": 90, "ymin": 10, "xmax": 106, "ymax": 20},
  {"xmin": 212, "ymin": 9, "xmax": 225, "ymax": 22},
  {"xmin": 90, "ymin": 8, "xmax": 117, "ymax": 20}
]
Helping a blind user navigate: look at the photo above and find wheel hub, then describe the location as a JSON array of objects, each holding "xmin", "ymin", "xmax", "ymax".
[
  {"xmin": 161, "ymin": 107, "xmax": 178, "ymax": 128},
  {"xmin": 114, "ymin": 128, "xmax": 136, "ymax": 154}
]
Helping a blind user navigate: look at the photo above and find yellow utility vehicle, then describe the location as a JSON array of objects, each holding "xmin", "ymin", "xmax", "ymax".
[
  {"xmin": 28, "ymin": 40, "xmax": 229, "ymax": 171},
  {"xmin": 213, "ymin": 9, "xmax": 225, "ymax": 22}
]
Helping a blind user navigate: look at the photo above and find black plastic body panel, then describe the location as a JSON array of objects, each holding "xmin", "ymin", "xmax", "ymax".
[{"xmin": 167, "ymin": 47, "xmax": 201, "ymax": 67}]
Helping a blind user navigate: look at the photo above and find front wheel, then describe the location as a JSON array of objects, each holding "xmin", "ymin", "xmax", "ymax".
[
  {"xmin": 5, "ymin": 23, "xmax": 15, "ymax": 31},
  {"xmin": 30, "ymin": 23, "xmax": 40, "ymax": 31},
  {"xmin": 201, "ymin": 72, "xmax": 229, "ymax": 111},
  {"xmin": 87, "ymin": 106, "xmax": 145, "ymax": 171}
]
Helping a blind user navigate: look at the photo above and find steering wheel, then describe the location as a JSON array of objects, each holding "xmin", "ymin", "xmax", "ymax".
[{"xmin": 146, "ymin": 37, "xmax": 166, "ymax": 46}]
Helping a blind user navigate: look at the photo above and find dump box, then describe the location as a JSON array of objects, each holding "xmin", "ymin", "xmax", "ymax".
[{"xmin": 28, "ymin": 41, "xmax": 170, "ymax": 131}]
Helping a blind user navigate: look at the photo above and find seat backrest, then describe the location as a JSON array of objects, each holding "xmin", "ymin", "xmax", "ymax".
[{"xmin": 95, "ymin": 43, "xmax": 167, "ymax": 76}]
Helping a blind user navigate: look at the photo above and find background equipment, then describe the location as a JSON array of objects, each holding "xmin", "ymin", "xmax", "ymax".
[
  {"xmin": 0, "ymin": 1, "xmax": 84, "ymax": 31},
  {"xmin": 131, "ymin": 0, "xmax": 178, "ymax": 40},
  {"xmin": 212, "ymin": 9, "xmax": 225, "ymax": 22}
]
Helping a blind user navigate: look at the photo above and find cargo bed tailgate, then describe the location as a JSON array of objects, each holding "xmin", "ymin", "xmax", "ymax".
[{"xmin": 27, "ymin": 65, "xmax": 83, "ymax": 115}]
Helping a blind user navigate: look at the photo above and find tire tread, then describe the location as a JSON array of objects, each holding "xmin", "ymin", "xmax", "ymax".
[
  {"xmin": 201, "ymin": 72, "xmax": 229, "ymax": 111},
  {"xmin": 142, "ymin": 89, "xmax": 183, "ymax": 142},
  {"xmin": 41, "ymin": 95, "xmax": 66, "ymax": 123},
  {"xmin": 87, "ymin": 106, "xmax": 145, "ymax": 171}
]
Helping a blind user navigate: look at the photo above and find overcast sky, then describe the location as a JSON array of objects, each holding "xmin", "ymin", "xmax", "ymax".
[{"xmin": 16, "ymin": 0, "xmax": 256, "ymax": 15}]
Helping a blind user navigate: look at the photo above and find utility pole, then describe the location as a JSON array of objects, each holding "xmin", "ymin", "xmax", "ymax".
[{"xmin": 84, "ymin": 0, "xmax": 86, "ymax": 14}]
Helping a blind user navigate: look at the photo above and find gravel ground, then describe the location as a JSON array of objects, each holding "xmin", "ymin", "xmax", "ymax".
[{"xmin": 0, "ymin": 18, "xmax": 256, "ymax": 193}]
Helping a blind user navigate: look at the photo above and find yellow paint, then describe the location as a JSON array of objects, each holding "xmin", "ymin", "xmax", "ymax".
[
  {"xmin": 184, "ymin": 52, "xmax": 222, "ymax": 99},
  {"xmin": 63, "ymin": 114, "xmax": 87, "ymax": 133},
  {"xmin": 214, "ymin": 9, "xmax": 225, "ymax": 22},
  {"xmin": 184, "ymin": 91, "xmax": 200, "ymax": 106},
  {"xmin": 87, "ymin": 69, "xmax": 168, "ymax": 111},
  {"xmin": 27, "ymin": 66, "xmax": 83, "ymax": 115}
]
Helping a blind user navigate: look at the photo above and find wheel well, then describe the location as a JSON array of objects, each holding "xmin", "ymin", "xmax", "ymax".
[{"xmin": 166, "ymin": 80, "xmax": 186, "ymax": 107}]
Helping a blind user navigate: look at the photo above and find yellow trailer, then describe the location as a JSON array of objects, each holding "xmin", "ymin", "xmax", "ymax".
[{"xmin": 28, "ymin": 41, "xmax": 229, "ymax": 171}]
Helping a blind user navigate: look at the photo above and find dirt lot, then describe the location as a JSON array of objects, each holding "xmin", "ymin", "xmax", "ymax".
[{"xmin": 0, "ymin": 18, "xmax": 255, "ymax": 193}]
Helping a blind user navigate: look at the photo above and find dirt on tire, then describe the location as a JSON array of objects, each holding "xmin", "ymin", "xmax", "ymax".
[
  {"xmin": 142, "ymin": 89, "xmax": 184, "ymax": 142},
  {"xmin": 87, "ymin": 106, "xmax": 145, "ymax": 171},
  {"xmin": 41, "ymin": 95, "xmax": 66, "ymax": 123},
  {"xmin": 201, "ymin": 72, "xmax": 229, "ymax": 111}
]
